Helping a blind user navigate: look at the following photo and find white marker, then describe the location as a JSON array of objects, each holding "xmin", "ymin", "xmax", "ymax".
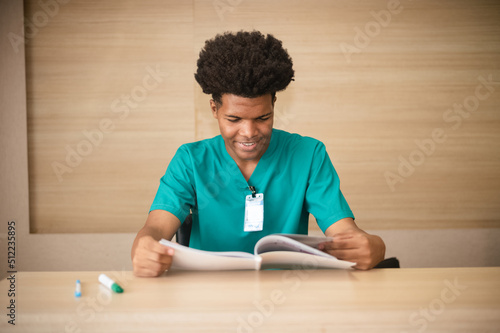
[
  {"xmin": 74, "ymin": 279, "xmax": 81, "ymax": 297},
  {"xmin": 98, "ymin": 274, "xmax": 124, "ymax": 293}
]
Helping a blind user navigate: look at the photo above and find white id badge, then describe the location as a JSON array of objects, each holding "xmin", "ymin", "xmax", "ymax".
[{"xmin": 244, "ymin": 193, "xmax": 264, "ymax": 232}]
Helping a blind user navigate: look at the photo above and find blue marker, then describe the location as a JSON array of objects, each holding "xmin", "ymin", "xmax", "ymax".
[{"xmin": 74, "ymin": 280, "xmax": 81, "ymax": 297}]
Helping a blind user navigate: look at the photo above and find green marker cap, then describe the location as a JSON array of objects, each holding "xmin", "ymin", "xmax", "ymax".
[{"xmin": 111, "ymin": 283, "xmax": 124, "ymax": 293}]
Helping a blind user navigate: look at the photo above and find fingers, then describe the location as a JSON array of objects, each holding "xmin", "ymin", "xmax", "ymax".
[
  {"xmin": 133, "ymin": 251, "xmax": 173, "ymax": 277},
  {"xmin": 132, "ymin": 236, "xmax": 175, "ymax": 277},
  {"xmin": 143, "ymin": 239, "xmax": 174, "ymax": 263},
  {"xmin": 318, "ymin": 239, "xmax": 357, "ymax": 261},
  {"xmin": 318, "ymin": 231, "xmax": 372, "ymax": 269},
  {"xmin": 318, "ymin": 233, "xmax": 357, "ymax": 251},
  {"xmin": 135, "ymin": 263, "xmax": 171, "ymax": 277}
]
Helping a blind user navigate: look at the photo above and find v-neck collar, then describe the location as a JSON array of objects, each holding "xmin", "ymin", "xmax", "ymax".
[{"xmin": 220, "ymin": 129, "xmax": 279, "ymax": 187}]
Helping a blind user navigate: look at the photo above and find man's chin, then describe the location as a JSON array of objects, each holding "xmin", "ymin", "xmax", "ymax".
[
  {"xmin": 234, "ymin": 147, "xmax": 264, "ymax": 161},
  {"xmin": 236, "ymin": 152, "xmax": 259, "ymax": 161}
]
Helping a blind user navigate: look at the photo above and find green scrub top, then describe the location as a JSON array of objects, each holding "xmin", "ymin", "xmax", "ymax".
[{"xmin": 150, "ymin": 129, "xmax": 354, "ymax": 253}]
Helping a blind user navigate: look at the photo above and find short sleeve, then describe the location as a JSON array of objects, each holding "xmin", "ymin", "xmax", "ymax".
[
  {"xmin": 149, "ymin": 145, "xmax": 196, "ymax": 223},
  {"xmin": 304, "ymin": 142, "xmax": 354, "ymax": 232}
]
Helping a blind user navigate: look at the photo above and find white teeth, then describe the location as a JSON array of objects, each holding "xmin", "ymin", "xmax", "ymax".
[{"xmin": 242, "ymin": 142, "xmax": 254, "ymax": 146}]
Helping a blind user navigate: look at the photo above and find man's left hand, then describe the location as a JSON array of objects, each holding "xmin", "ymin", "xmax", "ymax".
[{"xmin": 319, "ymin": 229, "xmax": 385, "ymax": 270}]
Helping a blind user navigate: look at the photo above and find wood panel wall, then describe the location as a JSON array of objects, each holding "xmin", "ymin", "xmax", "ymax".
[{"xmin": 25, "ymin": 0, "xmax": 500, "ymax": 233}]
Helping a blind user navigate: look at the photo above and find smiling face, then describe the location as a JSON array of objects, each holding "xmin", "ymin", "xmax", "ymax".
[{"xmin": 211, "ymin": 94, "xmax": 275, "ymax": 169}]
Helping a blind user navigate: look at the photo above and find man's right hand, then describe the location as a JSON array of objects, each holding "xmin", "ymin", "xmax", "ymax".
[{"xmin": 132, "ymin": 235, "xmax": 175, "ymax": 277}]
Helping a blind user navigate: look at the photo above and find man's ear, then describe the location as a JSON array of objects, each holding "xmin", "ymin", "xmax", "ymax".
[{"xmin": 210, "ymin": 99, "xmax": 218, "ymax": 118}]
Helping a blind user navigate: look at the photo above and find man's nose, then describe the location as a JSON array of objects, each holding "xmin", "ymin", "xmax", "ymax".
[{"xmin": 239, "ymin": 120, "xmax": 258, "ymax": 139}]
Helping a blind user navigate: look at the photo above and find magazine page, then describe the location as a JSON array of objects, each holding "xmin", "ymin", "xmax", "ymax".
[
  {"xmin": 159, "ymin": 239, "xmax": 261, "ymax": 271},
  {"xmin": 272, "ymin": 234, "xmax": 333, "ymax": 248},
  {"xmin": 253, "ymin": 234, "xmax": 333, "ymax": 259},
  {"xmin": 259, "ymin": 251, "xmax": 356, "ymax": 270},
  {"xmin": 254, "ymin": 234, "xmax": 355, "ymax": 270}
]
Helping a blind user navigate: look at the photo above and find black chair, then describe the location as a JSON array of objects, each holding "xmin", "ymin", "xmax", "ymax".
[
  {"xmin": 374, "ymin": 257, "xmax": 400, "ymax": 268},
  {"xmin": 175, "ymin": 214, "xmax": 193, "ymax": 247},
  {"xmin": 175, "ymin": 215, "xmax": 399, "ymax": 268}
]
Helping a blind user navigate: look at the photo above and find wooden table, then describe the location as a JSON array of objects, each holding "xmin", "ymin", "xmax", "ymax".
[{"xmin": 1, "ymin": 267, "xmax": 499, "ymax": 332}]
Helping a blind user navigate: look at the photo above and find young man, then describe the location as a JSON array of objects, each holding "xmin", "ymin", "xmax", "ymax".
[{"xmin": 131, "ymin": 31, "xmax": 385, "ymax": 277}]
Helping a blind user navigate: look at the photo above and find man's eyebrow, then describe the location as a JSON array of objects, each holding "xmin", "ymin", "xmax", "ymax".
[
  {"xmin": 257, "ymin": 112, "xmax": 273, "ymax": 118},
  {"xmin": 225, "ymin": 112, "xmax": 273, "ymax": 119}
]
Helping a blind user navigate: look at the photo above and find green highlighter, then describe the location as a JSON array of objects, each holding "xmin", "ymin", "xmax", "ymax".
[{"xmin": 98, "ymin": 274, "xmax": 124, "ymax": 293}]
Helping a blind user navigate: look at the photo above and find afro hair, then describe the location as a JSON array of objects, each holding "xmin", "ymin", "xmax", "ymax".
[{"xmin": 195, "ymin": 31, "xmax": 294, "ymax": 104}]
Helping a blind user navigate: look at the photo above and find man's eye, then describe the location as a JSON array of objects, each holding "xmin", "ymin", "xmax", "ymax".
[
  {"xmin": 259, "ymin": 117, "xmax": 270, "ymax": 121},
  {"xmin": 227, "ymin": 118, "xmax": 239, "ymax": 123}
]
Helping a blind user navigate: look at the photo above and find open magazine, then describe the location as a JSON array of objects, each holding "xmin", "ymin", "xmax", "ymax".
[{"xmin": 159, "ymin": 234, "xmax": 355, "ymax": 271}]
